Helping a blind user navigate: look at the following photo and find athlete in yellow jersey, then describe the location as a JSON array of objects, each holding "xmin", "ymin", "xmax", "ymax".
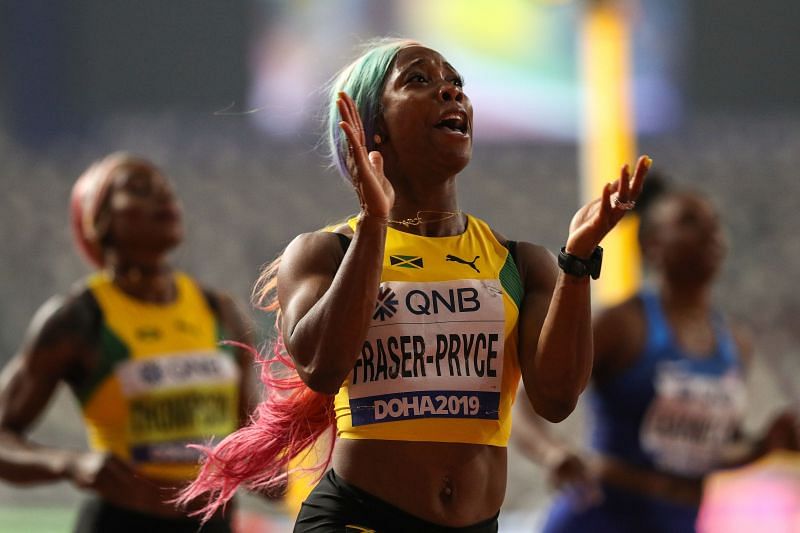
[
  {"xmin": 81, "ymin": 271, "xmax": 241, "ymax": 482},
  {"xmin": 0, "ymin": 153, "xmax": 255, "ymax": 533},
  {"xmin": 183, "ymin": 39, "xmax": 651, "ymax": 533},
  {"xmin": 333, "ymin": 214, "xmax": 523, "ymax": 446}
]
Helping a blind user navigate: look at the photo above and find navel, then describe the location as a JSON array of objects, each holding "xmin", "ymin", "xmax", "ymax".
[{"xmin": 439, "ymin": 476, "xmax": 454, "ymax": 502}]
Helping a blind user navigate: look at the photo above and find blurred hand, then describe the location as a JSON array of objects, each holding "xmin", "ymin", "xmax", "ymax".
[
  {"xmin": 68, "ymin": 451, "xmax": 182, "ymax": 517},
  {"xmin": 337, "ymin": 92, "xmax": 395, "ymax": 219},
  {"xmin": 546, "ymin": 449, "xmax": 603, "ymax": 510},
  {"xmin": 565, "ymin": 155, "xmax": 651, "ymax": 258},
  {"xmin": 762, "ymin": 410, "xmax": 800, "ymax": 452}
]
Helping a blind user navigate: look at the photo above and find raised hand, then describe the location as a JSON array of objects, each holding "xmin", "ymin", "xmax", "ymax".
[
  {"xmin": 337, "ymin": 92, "xmax": 395, "ymax": 219},
  {"xmin": 565, "ymin": 155, "xmax": 651, "ymax": 258}
]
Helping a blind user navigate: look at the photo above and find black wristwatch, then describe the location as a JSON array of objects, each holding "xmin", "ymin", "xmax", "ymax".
[{"xmin": 558, "ymin": 246, "xmax": 603, "ymax": 280}]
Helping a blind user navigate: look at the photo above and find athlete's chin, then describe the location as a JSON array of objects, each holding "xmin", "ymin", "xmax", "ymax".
[
  {"xmin": 160, "ymin": 228, "xmax": 184, "ymax": 249},
  {"xmin": 674, "ymin": 265, "xmax": 719, "ymax": 286},
  {"xmin": 436, "ymin": 150, "xmax": 472, "ymax": 176}
]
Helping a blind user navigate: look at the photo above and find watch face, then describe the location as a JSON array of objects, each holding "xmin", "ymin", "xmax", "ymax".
[
  {"xmin": 559, "ymin": 249, "xmax": 589, "ymax": 277},
  {"xmin": 558, "ymin": 246, "xmax": 602, "ymax": 278}
]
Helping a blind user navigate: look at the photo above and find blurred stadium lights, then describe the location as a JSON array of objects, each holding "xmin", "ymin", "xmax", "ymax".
[
  {"xmin": 579, "ymin": 0, "xmax": 641, "ymax": 304},
  {"xmin": 246, "ymin": 0, "xmax": 686, "ymax": 142}
]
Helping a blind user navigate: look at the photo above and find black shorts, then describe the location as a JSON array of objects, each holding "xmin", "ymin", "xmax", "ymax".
[
  {"xmin": 73, "ymin": 497, "xmax": 232, "ymax": 533},
  {"xmin": 295, "ymin": 469, "xmax": 499, "ymax": 533}
]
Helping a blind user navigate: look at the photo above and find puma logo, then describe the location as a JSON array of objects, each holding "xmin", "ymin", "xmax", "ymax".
[{"xmin": 446, "ymin": 254, "xmax": 480, "ymax": 273}]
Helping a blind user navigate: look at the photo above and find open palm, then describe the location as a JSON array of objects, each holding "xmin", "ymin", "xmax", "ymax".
[
  {"xmin": 337, "ymin": 92, "xmax": 395, "ymax": 218},
  {"xmin": 566, "ymin": 156, "xmax": 651, "ymax": 258}
]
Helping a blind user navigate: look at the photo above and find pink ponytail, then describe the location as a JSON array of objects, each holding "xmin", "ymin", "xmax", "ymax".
[{"xmin": 177, "ymin": 256, "xmax": 337, "ymax": 522}]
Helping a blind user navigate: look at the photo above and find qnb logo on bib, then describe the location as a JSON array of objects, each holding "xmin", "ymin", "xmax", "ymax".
[
  {"xmin": 117, "ymin": 351, "xmax": 240, "ymax": 396},
  {"xmin": 404, "ymin": 286, "xmax": 482, "ymax": 316},
  {"xmin": 640, "ymin": 362, "xmax": 746, "ymax": 477},
  {"xmin": 373, "ymin": 287, "xmax": 399, "ymax": 321},
  {"xmin": 349, "ymin": 279, "xmax": 506, "ymax": 426}
]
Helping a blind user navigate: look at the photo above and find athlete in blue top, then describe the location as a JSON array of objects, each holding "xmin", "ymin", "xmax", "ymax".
[{"xmin": 513, "ymin": 180, "xmax": 798, "ymax": 533}]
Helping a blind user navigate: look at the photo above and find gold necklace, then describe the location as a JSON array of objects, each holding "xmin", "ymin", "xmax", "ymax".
[{"xmin": 387, "ymin": 210, "xmax": 462, "ymax": 227}]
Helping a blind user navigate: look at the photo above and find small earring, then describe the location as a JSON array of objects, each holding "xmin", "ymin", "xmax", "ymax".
[{"xmin": 373, "ymin": 133, "xmax": 382, "ymax": 145}]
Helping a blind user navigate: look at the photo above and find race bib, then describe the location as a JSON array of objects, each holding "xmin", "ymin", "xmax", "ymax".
[
  {"xmin": 348, "ymin": 279, "xmax": 506, "ymax": 426},
  {"xmin": 116, "ymin": 351, "xmax": 240, "ymax": 464},
  {"xmin": 640, "ymin": 361, "xmax": 746, "ymax": 476}
]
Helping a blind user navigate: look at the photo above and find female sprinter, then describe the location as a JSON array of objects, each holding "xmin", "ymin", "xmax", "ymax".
[
  {"xmin": 514, "ymin": 179, "xmax": 799, "ymax": 533},
  {"xmin": 183, "ymin": 39, "xmax": 650, "ymax": 532},
  {"xmin": 0, "ymin": 152, "xmax": 253, "ymax": 533}
]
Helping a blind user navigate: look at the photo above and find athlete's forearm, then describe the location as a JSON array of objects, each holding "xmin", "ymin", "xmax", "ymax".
[
  {"xmin": 529, "ymin": 273, "xmax": 592, "ymax": 422},
  {"xmin": 0, "ymin": 430, "xmax": 78, "ymax": 484}
]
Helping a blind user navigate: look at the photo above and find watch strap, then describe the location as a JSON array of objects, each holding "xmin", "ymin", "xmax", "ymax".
[{"xmin": 558, "ymin": 246, "xmax": 603, "ymax": 280}]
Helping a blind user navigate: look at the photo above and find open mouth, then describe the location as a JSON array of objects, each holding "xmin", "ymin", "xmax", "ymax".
[{"xmin": 435, "ymin": 112, "xmax": 469, "ymax": 135}]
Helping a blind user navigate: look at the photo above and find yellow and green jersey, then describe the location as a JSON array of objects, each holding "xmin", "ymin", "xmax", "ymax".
[
  {"xmin": 334, "ymin": 214, "xmax": 523, "ymax": 446},
  {"xmin": 75, "ymin": 272, "xmax": 240, "ymax": 481}
]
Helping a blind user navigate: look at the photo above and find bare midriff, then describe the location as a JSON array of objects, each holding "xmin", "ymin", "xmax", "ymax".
[{"xmin": 333, "ymin": 439, "xmax": 506, "ymax": 527}]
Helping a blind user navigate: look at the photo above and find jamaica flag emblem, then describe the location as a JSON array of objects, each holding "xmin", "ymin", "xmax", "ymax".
[{"xmin": 389, "ymin": 255, "xmax": 424, "ymax": 269}]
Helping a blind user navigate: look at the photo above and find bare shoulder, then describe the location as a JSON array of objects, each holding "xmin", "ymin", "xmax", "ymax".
[
  {"xmin": 25, "ymin": 285, "xmax": 100, "ymax": 353},
  {"xmin": 594, "ymin": 296, "xmax": 643, "ymax": 327},
  {"xmin": 513, "ymin": 241, "xmax": 557, "ymax": 269},
  {"xmin": 0, "ymin": 284, "xmax": 101, "ymax": 430},
  {"xmin": 514, "ymin": 242, "xmax": 559, "ymax": 293},
  {"xmin": 593, "ymin": 296, "xmax": 646, "ymax": 380},
  {"xmin": 6, "ymin": 283, "xmax": 100, "ymax": 387},
  {"xmin": 282, "ymin": 230, "xmax": 349, "ymax": 273},
  {"xmin": 487, "ymin": 226, "xmax": 558, "ymax": 304},
  {"xmin": 276, "ymin": 230, "xmax": 352, "ymax": 317}
]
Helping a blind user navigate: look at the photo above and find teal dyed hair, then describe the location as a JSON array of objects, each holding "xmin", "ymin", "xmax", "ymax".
[{"xmin": 326, "ymin": 38, "xmax": 418, "ymax": 181}]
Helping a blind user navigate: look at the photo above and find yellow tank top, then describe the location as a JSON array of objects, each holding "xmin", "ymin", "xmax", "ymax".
[
  {"xmin": 76, "ymin": 272, "xmax": 240, "ymax": 481},
  {"xmin": 334, "ymin": 214, "xmax": 523, "ymax": 446}
]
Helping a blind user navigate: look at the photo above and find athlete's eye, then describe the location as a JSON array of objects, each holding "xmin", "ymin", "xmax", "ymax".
[
  {"xmin": 408, "ymin": 73, "xmax": 428, "ymax": 84},
  {"xmin": 451, "ymin": 76, "xmax": 464, "ymax": 88}
]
